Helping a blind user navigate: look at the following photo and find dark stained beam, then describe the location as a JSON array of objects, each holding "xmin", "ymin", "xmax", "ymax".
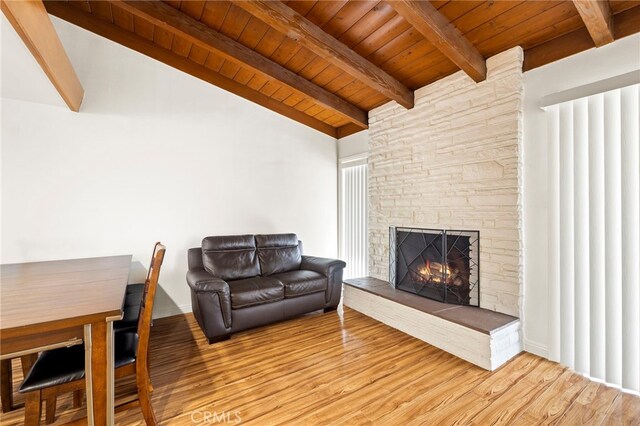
[
  {"xmin": 233, "ymin": 0, "xmax": 414, "ymax": 109},
  {"xmin": 524, "ymin": 5, "xmax": 640, "ymax": 71},
  {"xmin": 388, "ymin": 0, "xmax": 486, "ymax": 83},
  {"xmin": 2, "ymin": 0, "xmax": 84, "ymax": 111},
  {"xmin": 572, "ymin": 0, "xmax": 614, "ymax": 47},
  {"xmin": 44, "ymin": 1, "xmax": 337, "ymax": 137},
  {"xmin": 113, "ymin": 0, "xmax": 367, "ymax": 129},
  {"xmin": 336, "ymin": 123, "xmax": 366, "ymax": 139}
]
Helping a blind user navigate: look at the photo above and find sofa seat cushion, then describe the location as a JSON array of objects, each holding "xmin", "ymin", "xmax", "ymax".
[
  {"xmin": 229, "ymin": 276, "xmax": 284, "ymax": 309},
  {"xmin": 272, "ymin": 270, "xmax": 327, "ymax": 298}
]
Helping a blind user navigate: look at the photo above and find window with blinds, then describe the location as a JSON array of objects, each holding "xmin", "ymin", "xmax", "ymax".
[
  {"xmin": 545, "ymin": 83, "xmax": 639, "ymax": 393},
  {"xmin": 339, "ymin": 156, "xmax": 368, "ymax": 280}
]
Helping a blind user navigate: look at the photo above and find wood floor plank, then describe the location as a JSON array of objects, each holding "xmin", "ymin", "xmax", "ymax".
[
  {"xmin": 551, "ymin": 382, "xmax": 619, "ymax": 425},
  {"xmin": 298, "ymin": 351, "xmax": 466, "ymax": 425},
  {"xmin": 600, "ymin": 392, "xmax": 640, "ymax": 425},
  {"xmin": 467, "ymin": 359, "xmax": 563, "ymax": 425},
  {"xmin": 1, "ymin": 307, "xmax": 639, "ymax": 425},
  {"xmin": 382, "ymin": 354, "xmax": 538, "ymax": 424},
  {"xmin": 245, "ymin": 341, "xmax": 440, "ymax": 423},
  {"xmin": 515, "ymin": 369, "xmax": 593, "ymax": 425}
]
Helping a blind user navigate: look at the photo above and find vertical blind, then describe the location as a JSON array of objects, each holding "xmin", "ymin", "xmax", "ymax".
[
  {"xmin": 340, "ymin": 159, "xmax": 368, "ymax": 280},
  {"xmin": 546, "ymin": 84, "xmax": 639, "ymax": 393}
]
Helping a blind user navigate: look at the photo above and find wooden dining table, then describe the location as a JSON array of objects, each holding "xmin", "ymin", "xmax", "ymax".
[{"xmin": 0, "ymin": 255, "xmax": 132, "ymax": 426}]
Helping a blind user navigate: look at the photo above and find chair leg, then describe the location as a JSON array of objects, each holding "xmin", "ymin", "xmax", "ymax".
[
  {"xmin": 72, "ymin": 390, "xmax": 83, "ymax": 408},
  {"xmin": 24, "ymin": 390, "xmax": 42, "ymax": 426},
  {"xmin": 44, "ymin": 395, "xmax": 56, "ymax": 425},
  {"xmin": 137, "ymin": 372, "xmax": 157, "ymax": 426},
  {"xmin": 1, "ymin": 359, "xmax": 13, "ymax": 413}
]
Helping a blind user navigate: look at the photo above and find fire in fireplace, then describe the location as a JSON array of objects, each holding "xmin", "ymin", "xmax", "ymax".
[{"xmin": 389, "ymin": 227, "xmax": 480, "ymax": 306}]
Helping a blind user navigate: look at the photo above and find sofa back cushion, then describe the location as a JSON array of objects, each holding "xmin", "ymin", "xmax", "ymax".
[
  {"xmin": 202, "ymin": 235, "xmax": 260, "ymax": 281},
  {"xmin": 255, "ymin": 233, "xmax": 302, "ymax": 276}
]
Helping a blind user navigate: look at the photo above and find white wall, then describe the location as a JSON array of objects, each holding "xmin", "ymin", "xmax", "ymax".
[
  {"xmin": 0, "ymin": 16, "xmax": 338, "ymax": 317},
  {"xmin": 523, "ymin": 34, "xmax": 640, "ymax": 357},
  {"xmin": 0, "ymin": 20, "xmax": 66, "ymax": 109},
  {"xmin": 338, "ymin": 130, "xmax": 369, "ymax": 159}
]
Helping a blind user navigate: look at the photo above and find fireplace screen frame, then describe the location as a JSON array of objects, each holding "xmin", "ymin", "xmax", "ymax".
[{"xmin": 389, "ymin": 226, "xmax": 480, "ymax": 307}]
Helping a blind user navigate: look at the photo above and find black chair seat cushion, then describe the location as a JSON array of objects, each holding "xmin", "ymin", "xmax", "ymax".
[
  {"xmin": 272, "ymin": 270, "xmax": 327, "ymax": 298},
  {"xmin": 228, "ymin": 276, "xmax": 284, "ymax": 309},
  {"xmin": 19, "ymin": 332, "xmax": 138, "ymax": 393}
]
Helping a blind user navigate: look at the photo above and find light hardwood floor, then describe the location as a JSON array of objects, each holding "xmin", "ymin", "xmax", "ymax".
[{"xmin": 1, "ymin": 307, "xmax": 639, "ymax": 425}]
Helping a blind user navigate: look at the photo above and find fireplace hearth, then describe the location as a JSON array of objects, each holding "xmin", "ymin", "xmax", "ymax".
[{"xmin": 389, "ymin": 227, "xmax": 480, "ymax": 306}]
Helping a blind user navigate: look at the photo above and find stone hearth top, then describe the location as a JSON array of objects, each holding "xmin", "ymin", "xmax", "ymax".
[{"xmin": 343, "ymin": 277, "xmax": 519, "ymax": 335}]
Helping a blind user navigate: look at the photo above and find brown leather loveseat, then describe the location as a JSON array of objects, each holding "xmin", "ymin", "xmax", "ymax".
[{"xmin": 187, "ymin": 233, "xmax": 346, "ymax": 343}]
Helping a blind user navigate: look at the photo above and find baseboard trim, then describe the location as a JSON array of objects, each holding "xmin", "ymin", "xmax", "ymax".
[
  {"xmin": 523, "ymin": 339, "xmax": 548, "ymax": 358},
  {"xmin": 153, "ymin": 303, "xmax": 192, "ymax": 319}
]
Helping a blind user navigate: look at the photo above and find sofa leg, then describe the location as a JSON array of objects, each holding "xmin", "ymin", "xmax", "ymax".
[
  {"xmin": 208, "ymin": 335, "xmax": 231, "ymax": 345},
  {"xmin": 324, "ymin": 306, "xmax": 337, "ymax": 313}
]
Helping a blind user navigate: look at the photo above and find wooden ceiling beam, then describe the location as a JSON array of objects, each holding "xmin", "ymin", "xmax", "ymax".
[
  {"xmin": 388, "ymin": 0, "xmax": 486, "ymax": 83},
  {"xmin": 336, "ymin": 123, "xmax": 366, "ymax": 139},
  {"xmin": 113, "ymin": 0, "xmax": 366, "ymax": 129},
  {"xmin": 524, "ymin": 5, "xmax": 639, "ymax": 71},
  {"xmin": 1, "ymin": 0, "xmax": 84, "ymax": 111},
  {"xmin": 234, "ymin": 0, "xmax": 414, "ymax": 109},
  {"xmin": 572, "ymin": 0, "xmax": 614, "ymax": 47},
  {"xmin": 43, "ymin": 1, "xmax": 337, "ymax": 138}
]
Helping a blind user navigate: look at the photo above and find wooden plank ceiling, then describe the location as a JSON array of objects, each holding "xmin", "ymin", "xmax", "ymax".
[{"xmin": 44, "ymin": 0, "xmax": 640, "ymax": 137}]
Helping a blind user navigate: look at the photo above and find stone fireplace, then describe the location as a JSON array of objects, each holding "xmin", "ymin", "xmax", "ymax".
[
  {"xmin": 367, "ymin": 46, "xmax": 524, "ymax": 318},
  {"xmin": 343, "ymin": 47, "xmax": 524, "ymax": 370}
]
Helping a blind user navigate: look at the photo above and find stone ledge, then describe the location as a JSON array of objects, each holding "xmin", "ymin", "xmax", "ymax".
[
  {"xmin": 344, "ymin": 277, "xmax": 518, "ymax": 334},
  {"xmin": 343, "ymin": 277, "xmax": 521, "ymax": 370}
]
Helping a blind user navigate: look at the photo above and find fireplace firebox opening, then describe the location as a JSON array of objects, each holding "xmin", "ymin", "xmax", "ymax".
[{"xmin": 389, "ymin": 227, "xmax": 480, "ymax": 306}]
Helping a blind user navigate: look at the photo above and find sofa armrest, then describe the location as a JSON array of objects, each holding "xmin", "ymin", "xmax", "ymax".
[
  {"xmin": 301, "ymin": 256, "xmax": 346, "ymax": 309},
  {"xmin": 300, "ymin": 256, "xmax": 346, "ymax": 276},
  {"xmin": 187, "ymin": 268, "xmax": 229, "ymax": 293},
  {"xmin": 187, "ymin": 268, "xmax": 232, "ymax": 330}
]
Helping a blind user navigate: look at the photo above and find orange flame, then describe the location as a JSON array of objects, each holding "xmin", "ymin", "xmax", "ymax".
[{"xmin": 418, "ymin": 260, "xmax": 452, "ymax": 283}]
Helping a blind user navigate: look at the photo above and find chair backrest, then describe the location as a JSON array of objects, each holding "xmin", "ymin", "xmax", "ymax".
[
  {"xmin": 143, "ymin": 244, "xmax": 158, "ymax": 284},
  {"xmin": 136, "ymin": 242, "xmax": 166, "ymax": 366}
]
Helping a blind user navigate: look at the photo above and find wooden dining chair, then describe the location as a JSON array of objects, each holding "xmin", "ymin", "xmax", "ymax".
[
  {"xmin": 1, "ymin": 354, "xmax": 37, "ymax": 412},
  {"xmin": 19, "ymin": 243, "xmax": 166, "ymax": 425},
  {"xmin": 115, "ymin": 244, "xmax": 162, "ymax": 333},
  {"xmin": 65, "ymin": 241, "xmax": 160, "ymax": 413}
]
